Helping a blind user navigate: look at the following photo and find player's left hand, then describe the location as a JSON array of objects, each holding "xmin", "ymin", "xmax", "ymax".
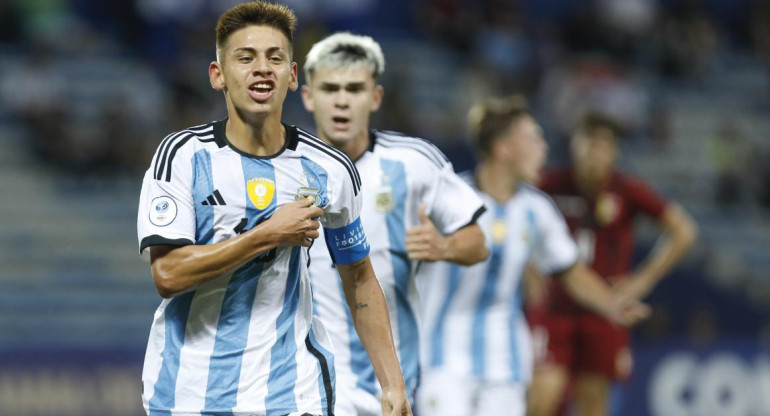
[
  {"xmin": 607, "ymin": 294, "xmax": 651, "ymax": 327},
  {"xmin": 405, "ymin": 204, "xmax": 448, "ymax": 262},
  {"xmin": 380, "ymin": 387, "xmax": 413, "ymax": 416}
]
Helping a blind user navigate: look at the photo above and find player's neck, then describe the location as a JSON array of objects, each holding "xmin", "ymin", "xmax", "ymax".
[
  {"xmin": 319, "ymin": 130, "xmax": 369, "ymax": 162},
  {"xmin": 575, "ymin": 167, "xmax": 611, "ymax": 195},
  {"xmin": 477, "ymin": 161, "xmax": 519, "ymax": 203},
  {"xmin": 226, "ymin": 113, "xmax": 286, "ymax": 157}
]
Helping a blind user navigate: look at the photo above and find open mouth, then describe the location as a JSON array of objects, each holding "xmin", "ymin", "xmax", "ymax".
[
  {"xmin": 332, "ymin": 116, "xmax": 350, "ymax": 130},
  {"xmin": 248, "ymin": 81, "xmax": 275, "ymax": 102}
]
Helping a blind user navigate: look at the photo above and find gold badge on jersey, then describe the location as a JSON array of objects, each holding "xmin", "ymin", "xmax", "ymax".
[
  {"xmin": 491, "ymin": 219, "xmax": 508, "ymax": 244},
  {"xmin": 595, "ymin": 192, "xmax": 620, "ymax": 226},
  {"xmin": 375, "ymin": 186, "xmax": 394, "ymax": 212},
  {"xmin": 247, "ymin": 177, "xmax": 275, "ymax": 210}
]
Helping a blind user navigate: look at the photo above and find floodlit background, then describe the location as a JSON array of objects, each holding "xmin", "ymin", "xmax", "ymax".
[{"xmin": 1, "ymin": 0, "xmax": 769, "ymax": 415}]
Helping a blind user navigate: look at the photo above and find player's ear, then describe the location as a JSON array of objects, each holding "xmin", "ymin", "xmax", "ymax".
[
  {"xmin": 371, "ymin": 85, "xmax": 384, "ymax": 112},
  {"xmin": 301, "ymin": 84, "xmax": 314, "ymax": 112},
  {"xmin": 209, "ymin": 61, "xmax": 225, "ymax": 91},
  {"xmin": 288, "ymin": 62, "xmax": 299, "ymax": 92}
]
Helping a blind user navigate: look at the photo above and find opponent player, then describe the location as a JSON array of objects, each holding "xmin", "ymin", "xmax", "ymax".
[
  {"xmin": 136, "ymin": 4, "xmax": 411, "ymax": 416},
  {"xmin": 527, "ymin": 112, "xmax": 697, "ymax": 416},
  {"xmin": 300, "ymin": 33, "xmax": 489, "ymax": 415},
  {"xmin": 416, "ymin": 96, "xmax": 650, "ymax": 416}
]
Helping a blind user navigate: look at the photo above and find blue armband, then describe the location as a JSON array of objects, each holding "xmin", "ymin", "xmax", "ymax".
[{"xmin": 324, "ymin": 217, "xmax": 370, "ymax": 265}]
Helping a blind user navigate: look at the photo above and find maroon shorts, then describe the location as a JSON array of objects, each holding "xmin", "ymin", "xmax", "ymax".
[{"xmin": 528, "ymin": 308, "xmax": 632, "ymax": 381}]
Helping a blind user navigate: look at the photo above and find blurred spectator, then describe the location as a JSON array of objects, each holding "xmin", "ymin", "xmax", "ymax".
[
  {"xmin": 657, "ymin": 0, "xmax": 719, "ymax": 80},
  {"xmin": 706, "ymin": 120, "xmax": 750, "ymax": 210},
  {"xmin": 0, "ymin": 0, "xmax": 23, "ymax": 44}
]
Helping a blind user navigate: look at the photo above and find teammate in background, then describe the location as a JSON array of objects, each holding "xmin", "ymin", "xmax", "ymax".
[
  {"xmin": 416, "ymin": 96, "xmax": 650, "ymax": 416},
  {"xmin": 526, "ymin": 112, "xmax": 698, "ymax": 416},
  {"xmin": 136, "ymin": 4, "xmax": 411, "ymax": 416},
  {"xmin": 301, "ymin": 33, "xmax": 489, "ymax": 415}
]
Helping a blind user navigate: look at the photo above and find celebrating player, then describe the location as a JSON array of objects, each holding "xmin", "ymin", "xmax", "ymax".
[
  {"xmin": 300, "ymin": 32, "xmax": 489, "ymax": 415},
  {"xmin": 136, "ymin": 4, "xmax": 411, "ymax": 416},
  {"xmin": 527, "ymin": 112, "xmax": 697, "ymax": 416},
  {"xmin": 416, "ymin": 96, "xmax": 650, "ymax": 416}
]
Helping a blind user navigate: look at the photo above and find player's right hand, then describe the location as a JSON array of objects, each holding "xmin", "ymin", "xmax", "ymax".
[
  {"xmin": 266, "ymin": 197, "xmax": 323, "ymax": 247},
  {"xmin": 609, "ymin": 295, "xmax": 651, "ymax": 327},
  {"xmin": 380, "ymin": 387, "xmax": 413, "ymax": 416}
]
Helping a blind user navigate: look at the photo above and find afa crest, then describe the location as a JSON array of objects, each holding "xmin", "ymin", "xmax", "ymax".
[
  {"xmin": 491, "ymin": 219, "xmax": 508, "ymax": 244},
  {"xmin": 595, "ymin": 192, "xmax": 620, "ymax": 226},
  {"xmin": 247, "ymin": 177, "xmax": 275, "ymax": 210}
]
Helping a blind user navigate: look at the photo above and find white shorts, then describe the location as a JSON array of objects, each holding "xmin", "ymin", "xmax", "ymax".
[
  {"xmin": 416, "ymin": 370, "xmax": 527, "ymax": 416},
  {"xmin": 335, "ymin": 386, "xmax": 381, "ymax": 416}
]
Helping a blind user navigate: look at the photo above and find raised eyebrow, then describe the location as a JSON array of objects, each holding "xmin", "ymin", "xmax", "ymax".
[{"xmin": 232, "ymin": 46, "xmax": 288, "ymax": 56}]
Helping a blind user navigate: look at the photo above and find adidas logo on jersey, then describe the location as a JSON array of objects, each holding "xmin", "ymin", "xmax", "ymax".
[{"xmin": 201, "ymin": 189, "xmax": 226, "ymax": 206}]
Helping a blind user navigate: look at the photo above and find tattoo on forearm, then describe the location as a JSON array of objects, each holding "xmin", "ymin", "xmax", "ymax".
[{"xmin": 355, "ymin": 302, "xmax": 368, "ymax": 310}]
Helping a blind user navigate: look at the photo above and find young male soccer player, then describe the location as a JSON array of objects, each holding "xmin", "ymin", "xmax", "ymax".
[
  {"xmin": 136, "ymin": 4, "xmax": 411, "ymax": 416},
  {"xmin": 526, "ymin": 112, "xmax": 697, "ymax": 416},
  {"xmin": 300, "ymin": 33, "xmax": 489, "ymax": 415},
  {"xmin": 416, "ymin": 97, "xmax": 650, "ymax": 416}
]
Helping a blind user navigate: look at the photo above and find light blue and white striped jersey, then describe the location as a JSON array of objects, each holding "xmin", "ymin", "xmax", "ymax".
[
  {"xmin": 308, "ymin": 130, "xmax": 486, "ymax": 405},
  {"xmin": 419, "ymin": 174, "xmax": 578, "ymax": 384},
  {"xmin": 137, "ymin": 120, "xmax": 369, "ymax": 416}
]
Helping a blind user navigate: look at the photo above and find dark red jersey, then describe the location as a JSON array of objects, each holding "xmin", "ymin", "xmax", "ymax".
[{"xmin": 539, "ymin": 167, "xmax": 667, "ymax": 312}]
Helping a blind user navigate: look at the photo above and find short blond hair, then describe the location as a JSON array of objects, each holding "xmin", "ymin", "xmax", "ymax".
[{"xmin": 304, "ymin": 32, "xmax": 385, "ymax": 82}]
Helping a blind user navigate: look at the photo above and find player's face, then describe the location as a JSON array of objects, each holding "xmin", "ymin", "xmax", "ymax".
[
  {"xmin": 301, "ymin": 66, "xmax": 382, "ymax": 151},
  {"xmin": 504, "ymin": 115, "xmax": 548, "ymax": 183},
  {"xmin": 209, "ymin": 25, "xmax": 298, "ymax": 120},
  {"xmin": 571, "ymin": 129, "xmax": 619, "ymax": 180}
]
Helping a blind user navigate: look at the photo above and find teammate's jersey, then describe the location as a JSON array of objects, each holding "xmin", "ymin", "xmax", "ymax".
[
  {"xmin": 137, "ymin": 120, "xmax": 369, "ymax": 416},
  {"xmin": 539, "ymin": 167, "xmax": 667, "ymax": 312},
  {"xmin": 419, "ymin": 175, "xmax": 577, "ymax": 383},
  {"xmin": 308, "ymin": 130, "xmax": 486, "ymax": 402}
]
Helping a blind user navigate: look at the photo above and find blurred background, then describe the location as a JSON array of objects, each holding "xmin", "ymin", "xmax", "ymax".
[{"xmin": 0, "ymin": 0, "xmax": 768, "ymax": 415}]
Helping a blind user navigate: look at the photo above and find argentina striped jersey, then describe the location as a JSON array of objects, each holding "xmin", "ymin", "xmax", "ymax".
[
  {"xmin": 307, "ymin": 130, "xmax": 486, "ymax": 408},
  {"xmin": 419, "ymin": 176, "xmax": 578, "ymax": 384},
  {"xmin": 137, "ymin": 120, "xmax": 368, "ymax": 416}
]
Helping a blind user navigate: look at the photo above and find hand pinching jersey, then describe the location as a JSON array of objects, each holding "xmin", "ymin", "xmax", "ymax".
[
  {"xmin": 419, "ymin": 175, "xmax": 577, "ymax": 384},
  {"xmin": 307, "ymin": 130, "xmax": 486, "ymax": 407},
  {"xmin": 137, "ymin": 120, "xmax": 369, "ymax": 416}
]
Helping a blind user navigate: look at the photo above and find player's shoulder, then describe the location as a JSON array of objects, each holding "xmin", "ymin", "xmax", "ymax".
[
  {"xmin": 371, "ymin": 129, "xmax": 450, "ymax": 169},
  {"xmin": 150, "ymin": 120, "xmax": 220, "ymax": 182},
  {"xmin": 456, "ymin": 170, "xmax": 477, "ymax": 189},
  {"xmin": 521, "ymin": 183, "xmax": 562, "ymax": 215},
  {"xmin": 539, "ymin": 167, "xmax": 573, "ymax": 190},
  {"xmin": 293, "ymin": 125, "xmax": 361, "ymax": 195},
  {"xmin": 611, "ymin": 170, "xmax": 654, "ymax": 194}
]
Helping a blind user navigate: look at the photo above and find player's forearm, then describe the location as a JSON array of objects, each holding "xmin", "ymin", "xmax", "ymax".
[
  {"xmin": 442, "ymin": 224, "xmax": 488, "ymax": 265},
  {"xmin": 561, "ymin": 263, "xmax": 617, "ymax": 319},
  {"xmin": 636, "ymin": 205, "xmax": 698, "ymax": 285},
  {"xmin": 338, "ymin": 259, "xmax": 406, "ymax": 391},
  {"xmin": 150, "ymin": 226, "xmax": 280, "ymax": 298}
]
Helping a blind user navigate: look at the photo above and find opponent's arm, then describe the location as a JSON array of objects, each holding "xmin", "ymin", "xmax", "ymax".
[
  {"xmin": 337, "ymin": 257, "xmax": 413, "ymax": 416},
  {"xmin": 559, "ymin": 262, "xmax": 650, "ymax": 327},
  {"xmin": 150, "ymin": 197, "xmax": 322, "ymax": 298},
  {"xmin": 405, "ymin": 204, "xmax": 488, "ymax": 265},
  {"xmin": 614, "ymin": 203, "xmax": 697, "ymax": 300}
]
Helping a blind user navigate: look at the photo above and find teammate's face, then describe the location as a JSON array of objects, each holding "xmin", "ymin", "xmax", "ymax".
[
  {"xmin": 209, "ymin": 25, "xmax": 298, "ymax": 120},
  {"xmin": 571, "ymin": 128, "xmax": 619, "ymax": 181},
  {"xmin": 301, "ymin": 67, "xmax": 382, "ymax": 152},
  {"xmin": 499, "ymin": 115, "xmax": 548, "ymax": 183}
]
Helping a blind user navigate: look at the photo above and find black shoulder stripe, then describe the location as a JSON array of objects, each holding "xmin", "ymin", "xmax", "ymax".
[
  {"xmin": 375, "ymin": 133, "xmax": 450, "ymax": 167},
  {"xmin": 376, "ymin": 140, "xmax": 446, "ymax": 168},
  {"xmin": 297, "ymin": 131, "xmax": 361, "ymax": 189},
  {"xmin": 153, "ymin": 124, "xmax": 212, "ymax": 180},
  {"xmin": 162, "ymin": 134, "xmax": 194, "ymax": 182},
  {"xmin": 297, "ymin": 131, "xmax": 360, "ymax": 187},
  {"xmin": 379, "ymin": 133, "xmax": 450, "ymax": 164},
  {"xmin": 298, "ymin": 137, "xmax": 360, "ymax": 196}
]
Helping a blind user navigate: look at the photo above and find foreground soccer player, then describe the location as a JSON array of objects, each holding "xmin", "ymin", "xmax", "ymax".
[
  {"xmin": 527, "ymin": 113, "xmax": 697, "ymax": 416},
  {"xmin": 301, "ymin": 33, "xmax": 488, "ymax": 415},
  {"xmin": 136, "ymin": 3, "xmax": 411, "ymax": 415},
  {"xmin": 416, "ymin": 96, "xmax": 650, "ymax": 416}
]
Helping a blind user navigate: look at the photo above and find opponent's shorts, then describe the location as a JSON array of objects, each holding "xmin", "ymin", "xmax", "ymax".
[
  {"xmin": 529, "ymin": 309, "xmax": 632, "ymax": 381},
  {"xmin": 417, "ymin": 369, "xmax": 527, "ymax": 416}
]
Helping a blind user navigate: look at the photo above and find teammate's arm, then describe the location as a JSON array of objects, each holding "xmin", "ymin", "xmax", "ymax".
[
  {"xmin": 150, "ymin": 197, "xmax": 322, "ymax": 298},
  {"xmin": 558, "ymin": 262, "xmax": 650, "ymax": 327},
  {"xmin": 614, "ymin": 203, "xmax": 697, "ymax": 300},
  {"xmin": 405, "ymin": 204, "xmax": 488, "ymax": 265},
  {"xmin": 337, "ymin": 257, "xmax": 413, "ymax": 416}
]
